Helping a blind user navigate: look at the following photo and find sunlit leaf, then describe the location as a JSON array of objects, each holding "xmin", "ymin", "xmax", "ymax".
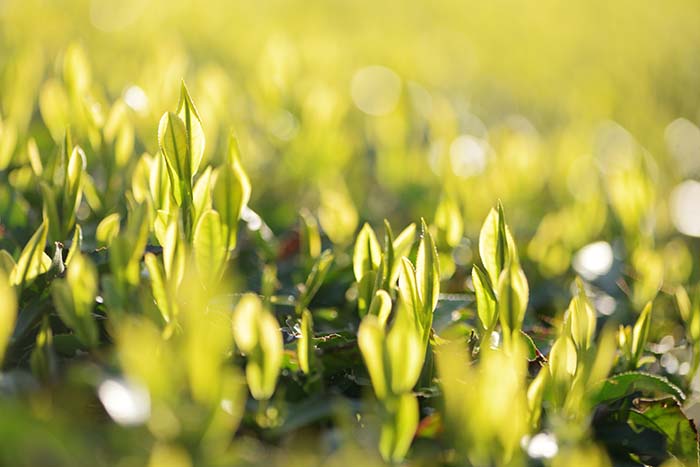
[
  {"xmin": 379, "ymin": 393, "xmax": 419, "ymax": 463},
  {"xmin": 176, "ymin": 81, "xmax": 205, "ymax": 177},
  {"xmin": 497, "ymin": 264, "xmax": 529, "ymax": 345},
  {"xmin": 0, "ymin": 271, "xmax": 17, "ymax": 365},
  {"xmin": 472, "ymin": 264, "xmax": 497, "ymax": 331},
  {"xmin": 632, "ymin": 301, "xmax": 653, "ymax": 366},
  {"xmin": 157, "ymin": 111, "xmax": 188, "ymax": 206},
  {"xmin": 358, "ymin": 315, "xmax": 388, "ymax": 400},
  {"xmin": 96, "ymin": 213, "xmax": 120, "ymax": 247},
  {"xmin": 369, "ymin": 289, "xmax": 393, "ymax": 329},
  {"xmin": 64, "ymin": 224, "xmax": 82, "ymax": 267},
  {"xmin": 296, "ymin": 249, "xmax": 334, "ymax": 314},
  {"xmin": 297, "ymin": 309, "xmax": 314, "ymax": 374},
  {"xmin": 386, "ymin": 302, "xmax": 423, "ymax": 394},
  {"xmin": 353, "ymin": 223, "xmax": 381, "ymax": 282},
  {"xmin": 193, "ymin": 209, "xmax": 228, "ymax": 286},
  {"xmin": 11, "ymin": 219, "xmax": 50, "ymax": 287},
  {"xmin": 416, "ymin": 219, "xmax": 440, "ymax": 330},
  {"xmin": 231, "ymin": 294, "xmax": 283, "ymax": 400},
  {"xmin": 212, "ymin": 145, "xmax": 251, "ymax": 250}
]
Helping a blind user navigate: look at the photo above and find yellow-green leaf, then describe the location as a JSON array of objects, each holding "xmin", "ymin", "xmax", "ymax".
[
  {"xmin": 11, "ymin": 219, "xmax": 49, "ymax": 287},
  {"xmin": 353, "ymin": 223, "xmax": 381, "ymax": 282},
  {"xmin": 416, "ymin": 219, "xmax": 440, "ymax": 328},
  {"xmin": 193, "ymin": 210, "xmax": 228, "ymax": 286},
  {"xmin": 157, "ymin": 111, "xmax": 188, "ymax": 206},
  {"xmin": 472, "ymin": 264, "xmax": 497, "ymax": 331},
  {"xmin": 64, "ymin": 224, "xmax": 82, "ymax": 267},
  {"xmin": 434, "ymin": 196, "xmax": 463, "ymax": 248},
  {"xmin": 497, "ymin": 264, "xmax": 529, "ymax": 345},
  {"xmin": 358, "ymin": 315, "xmax": 388, "ymax": 400},
  {"xmin": 96, "ymin": 213, "xmax": 120, "ymax": 247},
  {"xmin": 176, "ymin": 81, "xmax": 205, "ymax": 177},
  {"xmin": 0, "ymin": 271, "xmax": 17, "ymax": 364},
  {"xmin": 632, "ymin": 301, "xmax": 653, "ymax": 365},
  {"xmin": 145, "ymin": 253, "xmax": 174, "ymax": 323},
  {"xmin": 369, "ymin": 289, "xmax": 393, "ymax": 329},
  {"xmin": 386, "ymin": 302, "xmax": 423, "ymax": 394},
  {"xmin": 212, "ymin": 157, "xmax": 250, "ymax": 250},
  {"xmin": 379, "ymin": 393, "xmax": 419, "ymax": 463},
  {"xmin": 297, "ymin": 309, "xmax": 314, "ymax": 374}
]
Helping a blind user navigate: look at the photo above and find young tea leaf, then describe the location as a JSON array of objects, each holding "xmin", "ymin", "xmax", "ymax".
[
  {"xmin": 379, "ymin": 393, "xmax": 419, "ymax": 463},
  {"xmin": 193, "ymin": 209, "xmax": 228, "ymax": 287},
  {"xmin": 353, "ymin": 223, "xmax": 381, "ymax": 283},
  {"xmin": 297, "ymin": 309, "xmax": 314, "ymax": 374},
  {"xmin": 176, "ymin": 81, "xmax": 205, "ymax": 177},
  {"xmin": 157, "ymin": 111, "xmax": 188, "ymax": 206},
  {"xmin": 472, "ymin": 264, "xmax": 497, "ymax": 331},
  {"xmin": 0, "ymin": 271, "xmax": 17, "ymax": 365},
  {"xmin": 358, "ymin": 315, "xmax": 388, "ymax": 400}
]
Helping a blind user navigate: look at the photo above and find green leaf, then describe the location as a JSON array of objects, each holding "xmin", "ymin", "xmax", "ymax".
[
  {"xmin": 0, "ymin": 117, "xmax": 17, "ymax": 170},
  {"xmin": 144, "ymin": 253, "xmax": 174, "ymax": 323},
  {"xmin": 62, "ymin": 145, "xmax": 86, "ymax": 237},
  {"xmin": 567, "ymin": 277, "xmax": 596, "ymax": 351},
  {"xmin": 416, "ymin": 219, "xmax": 440, "ymax": 330},
  {"xmin": 472, "ymin": 264, "xmax": 497, "ymax": 331},
  {"xmin": 212, "ymin": 146, "xmax": 251, "ymax": 250},
  {"xmin": 479, "ymin": 207, "xmax": 504, "ymax": 286},
  {"xmin": 434, "ymin": 195, "xmax": 463, "ymax": 248},
  {"xmin": 675, "ymin": 286, "xmax": 692, "ymax": 324},
  {"xmin": 300, "ymin": 209, "xmax": 322, "ymax": 260},
  {"xmin": 386, "ymin": 301, "xmax": 424, "ymax": 394},
  {"xmin": 157, "ymin": 111, "xmax": 188, "ymax": 206},
  {"xmin": 231, "ymin": 294, "xmax": 261, "ymax": 353},
  {"xmin": 0, "ymin": 250, "xmax": 16, "ymax": 276},
  {"xmin": 527, "ymin": 368, "xmax": 548, "ymax": 429},
  {"xmin": 398, "ymin": 257, "xmax": 421, "ymax": 322},
  {"xmin": 358, "ymin": 315, "xmax": 388, "ymax": 400},
  {"xmin": 30, "ymin": 317, "xmax": 56, "ymax": 382},
  {"xmin": 162, "ymin": 214, "xmax": 185, "ymax": 285},
  {"xmin": 232, "ymin": 294, "xmax": 282, "ymax": 400},
  {"xmin": 379, "ymin": 393, "xmax": 419, "ymax": 463},
  {"xmin": 52, "ymin": 252, "xmax": 98, "ymax": 348},
  {"xmin": 357, "ymin": 270, "xmax": 377, "ymax": 318},
  {"xmin": 353, "ymin": 223, "xmax": 382, "ymax": 283},
  {"xmin": 297, "ymin": 309, "xmax": 314, "ymax": 374},
  {"xmin": 191, "ymin": 165, "xmax": 212, "ymax": 228},
  {"xmin": 549, "ymin": 334, "xmax": 577, "ymax": 381},
  {"xmin": 110, "ymin": 203, "xmax": 149, "ymax": 289},
  {"xmin": 297, "ymin": 249, "xmax": 334, "ymax": 314},
  {"xmin": 388, "ymin": 222, "xmax": 416, "ymax": 286},
  {"xmin": 40, "ymin": 182, "xmax": 60, "ymax": 243},
  {"xmin": 95, "ymin": 213, "xmax": 120, "ymax": 247},
  {"xmin": 11, "ymin": 219, "xmax": 50, "ymax": 287},
  {"xmin": 149, "ymin": 152, "xmax": 173, "ymax": 212},
  {"xmin": 369, "ymin": 289, "xmax": 393, "ymax": 329},
  {"xmin": 62, "ymin": 43, "xmax": 91, "ymax": 95},
  {"xmin": 176, "ymin": 81, "xmax": 205, "ymax": 178},
  {"xmin": 193, "ymin": 209, "xmax": 228, "ymax": 286},
  {"xmin": 627, "ymin": 397, "xmax": 699, "ymax": 465},
  {"xmin": 496, "ymin": 264, "xmax": 529, "ymax": 345},
  {"xmin": 593, "ymin": 371, "xmax": 686, "ymax": 405},
  {"xmin": 632, "ymin": 301, "xmax": 653, "ymax": 366},
  {"xmin": 38, "ymin": 79, "xmax": 69, "ymax": 141},
  {"xmin": 0, "ymin": 271, "xmax": 17, "ymax": 365},
  {"xmin": 64, "ymin": 224, "xmax": 82, "ymax": 267}
]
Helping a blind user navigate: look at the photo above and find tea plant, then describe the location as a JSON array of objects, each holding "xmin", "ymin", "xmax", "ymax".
[{"xmin": 1, "ymin": 25, "xmax": 700, "ymax": 467}]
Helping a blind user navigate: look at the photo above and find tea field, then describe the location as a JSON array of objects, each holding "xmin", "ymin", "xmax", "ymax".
[{"xmin": 2, "ymin": 1, "xmax": 700, "ymax": 466}]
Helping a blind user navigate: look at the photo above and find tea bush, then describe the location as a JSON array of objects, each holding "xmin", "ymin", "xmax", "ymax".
[{"xmin": 2, "ymin": 1, "xmax": 700, "ymax": 466}]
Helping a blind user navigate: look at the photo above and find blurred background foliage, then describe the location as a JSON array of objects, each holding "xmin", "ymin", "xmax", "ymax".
[
  {"xmin": 2, "ymin": 0, "xmax": 700, "ymax": 465},
  {"xmin": 2, "ymin": 0, "xmax": 700, "ymax": 232}
]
